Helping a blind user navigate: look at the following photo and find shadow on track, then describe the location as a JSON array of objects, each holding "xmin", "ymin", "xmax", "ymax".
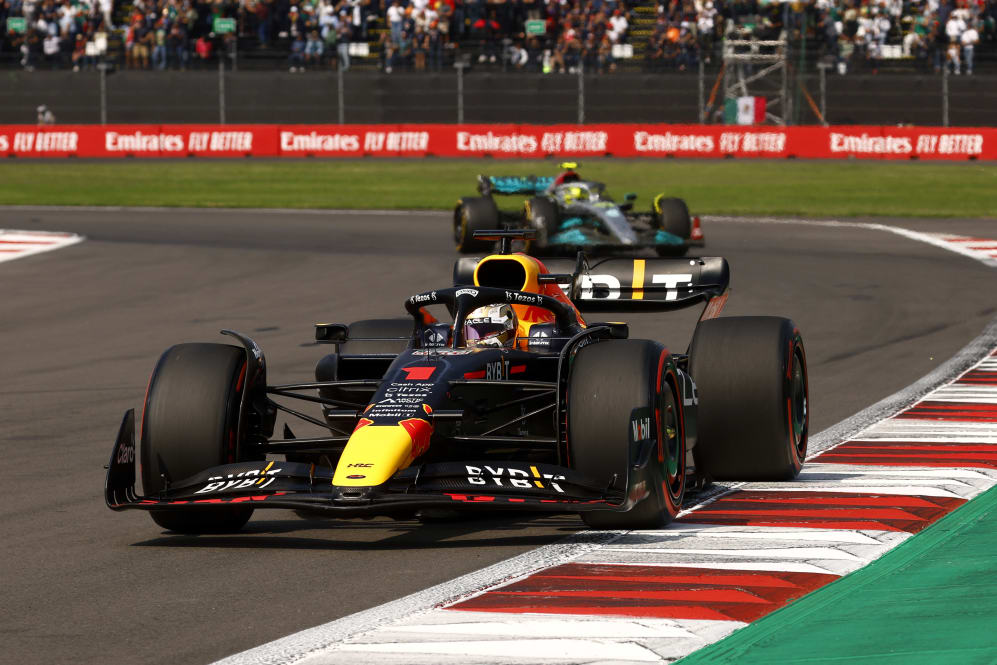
[{"xmin": 130, "ymin": 513, "xmax": 583, "ymax": 551}]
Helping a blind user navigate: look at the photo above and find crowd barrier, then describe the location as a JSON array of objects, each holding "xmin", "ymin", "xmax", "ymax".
[{"xmin": 1, "ymin": 124, "xmax": 993, "ymax": 160}]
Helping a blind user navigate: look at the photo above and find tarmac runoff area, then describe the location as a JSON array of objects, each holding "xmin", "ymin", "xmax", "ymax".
[{"xmin": 1, "ymin": 208, "xmax": 995, "ymax": 665}]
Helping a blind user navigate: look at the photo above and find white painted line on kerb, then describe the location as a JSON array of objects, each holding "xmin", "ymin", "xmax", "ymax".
[
  {"xmin": 0, "ymin": 229, "xmax": 84, "ymax": 264},
  {"xmin": 214, "ymin": 218, "xmax": 997, "ymax": 665}
]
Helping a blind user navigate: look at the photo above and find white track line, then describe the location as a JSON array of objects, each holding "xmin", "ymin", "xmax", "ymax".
[
  {"xmin": 215, "ymin": 217, "xmax": 997, "ymax": 665},
  {"xmin": 0, "ymin": 205, "xmax": 444, "ymax": 217},
  {"xmin": 704, "ymin": 215, "xmax": 997, "ymax": 267},
  {"xmin": 0, "ymin": 229, "xmax": 84, "ymax": 264}
]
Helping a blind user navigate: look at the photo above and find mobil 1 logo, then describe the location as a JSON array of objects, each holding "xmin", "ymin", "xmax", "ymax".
[{"xmin": 629, "ymin": 406, "xmax": 655, "ymax": 464}]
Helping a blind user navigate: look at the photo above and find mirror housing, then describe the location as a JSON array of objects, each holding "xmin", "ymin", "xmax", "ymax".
[{"xmin": 315, "ymin": 323, "xmax": 349, "ymax": 342}]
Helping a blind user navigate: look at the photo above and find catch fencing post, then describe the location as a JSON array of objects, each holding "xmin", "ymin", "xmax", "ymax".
[
  {"xmin": 218, "ymin": 52, "xmax": 226, "ymax": 124},
  {"xmin": 98, "ymin": 62, "xmax": 108, "ymax": 125},
  {"xmin": 577, "ymin": 62, "xmax": 584, "ymax": 124},
  {"xmin": 455, "ymin": 61, "xmax": 466, "ymax": 124},
  {"xmin": 942, "ymin": 65, "xmax": 949, "ymax": 127},
  {"xmin": 698, "ymin": 58, "xmax": 705, "ymax": 123},
  {"xmin": 818, "ymin": 61, "xmax": 829, "ymax": 123},
  {"xmin": 337, "ymin": 65, "xmax": 345, "ymax": 124}
]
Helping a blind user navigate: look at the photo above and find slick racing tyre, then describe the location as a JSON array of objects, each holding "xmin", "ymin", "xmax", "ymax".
[
  {"xmin": 653, "ymin": 196, "xmax": 691, "ymax": 257},
  {"xmin": 568, "ymin": 339, "xmax": 685, "ymax": 529},
  {"xmin": 689, "ymin": 316, "xmax": 809, "ymax": 481},
  {"xmin": 454, "ymin": 197, "xmax": 499, "ymax": 254},
  {"xmin": 141, "ymin": 343, "xmax": 254, "ymax": 534},
  {"xmin": 524, "ymin": 196, "xmax": 559, "ymax": 253}
]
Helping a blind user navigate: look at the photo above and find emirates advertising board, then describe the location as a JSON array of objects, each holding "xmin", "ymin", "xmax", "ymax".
[{"xmin": 0, "ymin": 124, "xmax": 992, "ymax": 160}]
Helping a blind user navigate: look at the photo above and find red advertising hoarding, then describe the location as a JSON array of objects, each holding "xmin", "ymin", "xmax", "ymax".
[{"xmin": 1, "ymin": 124, "xmax": 993, "ymax": 160}]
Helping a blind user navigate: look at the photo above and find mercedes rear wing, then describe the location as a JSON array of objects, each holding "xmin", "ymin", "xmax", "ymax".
[{"xmin": 478, "ymin": 175, "xmax": 556, "ymax": 197}]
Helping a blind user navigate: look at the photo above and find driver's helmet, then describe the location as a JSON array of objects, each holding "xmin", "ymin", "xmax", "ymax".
[
  {"xmin": 562, "ymin": 185, "xmax": 587, "ymax": 205},
  {"xmin": 464, "ymin": 304, "xmax": 517, "ymax": 348}
]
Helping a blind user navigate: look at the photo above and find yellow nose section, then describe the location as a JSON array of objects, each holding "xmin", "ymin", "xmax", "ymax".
[{"xmin": 333, "ymin": 418, "xmax": 434, "ymax": 486}]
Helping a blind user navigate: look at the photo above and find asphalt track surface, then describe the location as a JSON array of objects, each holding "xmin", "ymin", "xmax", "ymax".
[{"xmin": 2, "ymin": 208, "xmax": 994, "ymax": 665}]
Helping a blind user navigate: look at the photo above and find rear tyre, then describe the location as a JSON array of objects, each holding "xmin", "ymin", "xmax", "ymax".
[
  {"xmin": 454, "ymin": 197, "xmax": 499, "ymax": 254},
  {"xmin": 568, "ymin": 340, "xmax": 685, "ymax": 529},
  {"xmin": 653, "ymin": 196, "xmax": 691, "ymax": 257},
  {"xmin": 524, "ymin": 196, "xmax": 559, "ymax": 253},
  {"xmin": 689, "ymin": 316, "xmax": 809, "ymax": 481},
  {"xmin": 141, "ymin": 343, "xmax": 254, "ymax": 534}
]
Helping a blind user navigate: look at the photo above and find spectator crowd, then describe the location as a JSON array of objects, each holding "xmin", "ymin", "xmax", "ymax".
[
  {"xmin": 251, "ymin": 0, "xmax": 636, "ymax": 73},
  {"xmin": 812, "ymin": 0, "xmax": 992, "ymax": 74},
  {"xmin": 1, "ymin": 0, "xmax": 995, "ymax": 73},
  {"xmin": 647, "ymin": 0, "xmax": 995, "ymax": 73},
  {"xmin": 1, "ymin": 0, "xmax": 114, "ymax": 69}
]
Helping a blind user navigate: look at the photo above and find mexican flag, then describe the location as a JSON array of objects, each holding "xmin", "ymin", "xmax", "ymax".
[{"xmin": 724, "ymin": 96, "xmax": 766, "ymax": 125}]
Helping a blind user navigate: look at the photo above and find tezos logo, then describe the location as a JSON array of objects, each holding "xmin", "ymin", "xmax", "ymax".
[
  {"xmin": 410, "ymin": 291, "xmax": 437, "ymax": 304},
  {"xmin": 505, "ymin": 291, "xmax": 539, "ymax": 304}
]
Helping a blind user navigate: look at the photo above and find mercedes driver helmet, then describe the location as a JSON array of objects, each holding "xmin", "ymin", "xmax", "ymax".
[{"xmin": 464, "ymin": 304, "xmax": 517, "ymax": 348}]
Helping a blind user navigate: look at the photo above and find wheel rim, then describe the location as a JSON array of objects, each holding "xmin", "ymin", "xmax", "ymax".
[
  {"xmin": 662, "ymin": 388, "xmax": 683, "ymax": 502},
  {"xmin": 790, "ymin": 347, "xmax": 808, "ymax": 461}
]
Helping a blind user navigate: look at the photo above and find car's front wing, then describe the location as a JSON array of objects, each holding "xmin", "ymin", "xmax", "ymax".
[{"xmin": 106, "ymin": 410, "xmax": 630, "ymax": 517}]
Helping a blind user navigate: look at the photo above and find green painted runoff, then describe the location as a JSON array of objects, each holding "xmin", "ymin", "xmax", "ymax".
[{"xmin": 678, "ymin": 483, "xmax": 997, "ymax": 665}]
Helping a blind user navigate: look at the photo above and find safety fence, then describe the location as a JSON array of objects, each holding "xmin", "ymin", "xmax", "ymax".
[
  {"xmin": 1, "ymin": 123, "xmax": 993, "ymax": 159},
  {"xmin": 3, "ymin": 71, "xmax": 996, "ymax": 127}
]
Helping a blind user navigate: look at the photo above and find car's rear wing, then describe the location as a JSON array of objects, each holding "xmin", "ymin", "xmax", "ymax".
[
  {"xmin": 454, "ymin": 254, "xmax": 730, "ymax": 317},
  {"xmin": 478, "ymin": 174, "xmax": 555, "ymax": 196},
  {"xmin": 546, "ymin": 256, "xmax": 729, "ymax": 314}
]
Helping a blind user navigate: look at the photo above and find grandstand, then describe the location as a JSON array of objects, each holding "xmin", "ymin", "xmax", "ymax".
[{"xmin": 2, "ymin": 0, "xmax": 994, "ymax": 74}]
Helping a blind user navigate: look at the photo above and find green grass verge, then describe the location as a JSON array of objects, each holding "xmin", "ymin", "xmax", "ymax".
[{"xmin": 1, "ymin": 159, "xmax": 994, "ymax": 217}]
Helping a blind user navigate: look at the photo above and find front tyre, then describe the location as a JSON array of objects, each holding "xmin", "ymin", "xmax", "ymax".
[
  {"xmin": 689, "ymin": 317, "xmax": 809, "ymax": 481},
  {"xmin": 141, "ymin": 343, "xmax": 254, "ymax": 534},
  {"xmin": 454, "ymin": 197, "xmax": 499, "ymax": 254},
  {"xmin": 653, "ymin": 196, "xmax": 691, "ymax": 257},
  {"xmin": 568, "ymin": 339, "xmax": 685, "ymax": 529}
]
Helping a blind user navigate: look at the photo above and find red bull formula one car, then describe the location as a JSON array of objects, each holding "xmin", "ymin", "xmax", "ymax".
[{"xmin": 106, "ymin": 231, "xmax": 808, "ymax": 533}]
